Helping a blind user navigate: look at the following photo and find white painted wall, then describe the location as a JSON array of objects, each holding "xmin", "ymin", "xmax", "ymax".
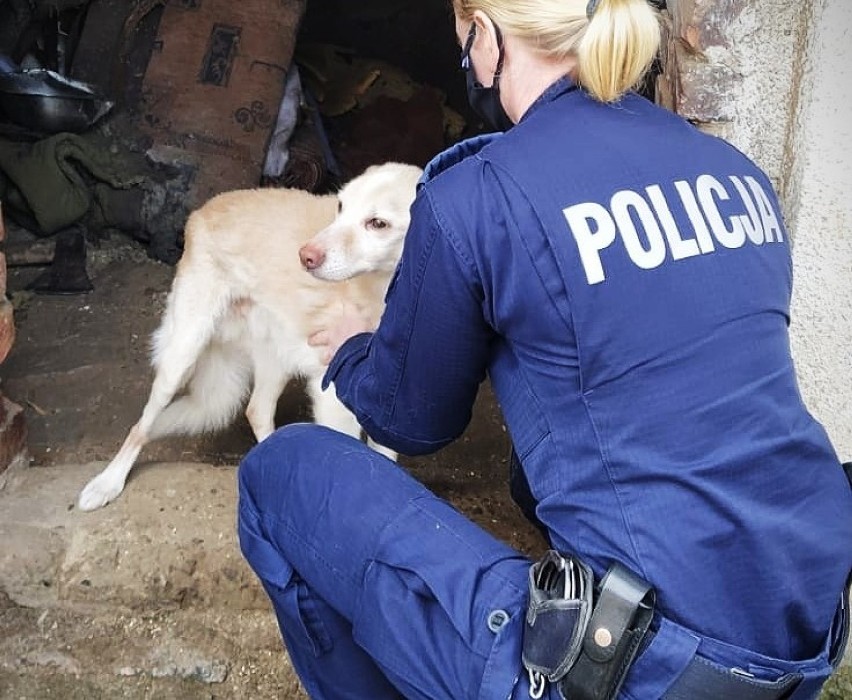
[
  {"xmin": 706, "ymin": 0, "xmax": 852, "ymax": 459},
  {"xmin": 785, "ymin": 0, "xmax": 852, "ymax": 460}
]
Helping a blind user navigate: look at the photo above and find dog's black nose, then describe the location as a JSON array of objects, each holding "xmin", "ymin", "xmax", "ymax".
[{"xmin": 299, "ymin": 244, "xmax": 325, "ymax": 270}]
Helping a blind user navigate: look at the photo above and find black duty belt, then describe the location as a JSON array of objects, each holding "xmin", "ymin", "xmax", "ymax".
[{"xmin": 662, "ymin": 656, "xmax": 801, "ymax": 699}]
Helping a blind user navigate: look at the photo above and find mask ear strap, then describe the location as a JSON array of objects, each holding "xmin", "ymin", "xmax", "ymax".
[
  {"xmin": 492, "ymin": 22, "xmax": 506, "ymax": 81},
  {"xmin": 460, "ymin": 22, "xmax": 476, "ymax": 69},
  {"xmin": 461, "ymin": 16, "xmax": 506, "ymax": 84}
]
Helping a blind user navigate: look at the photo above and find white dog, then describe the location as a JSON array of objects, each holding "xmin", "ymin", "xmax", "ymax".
[{"xmin": 77, "ymin": 162, "xmax": 423, "ymax": 511}]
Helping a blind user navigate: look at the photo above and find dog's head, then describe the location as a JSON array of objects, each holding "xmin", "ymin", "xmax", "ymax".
[{"xmin": 299, "ymin": 162, "xmax": 423, "ymax": 281}]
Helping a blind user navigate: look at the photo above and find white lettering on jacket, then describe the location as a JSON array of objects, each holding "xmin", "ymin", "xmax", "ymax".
[{"xmin": 563, "ymin": 175, "xmax": 785, "ymax": 285}]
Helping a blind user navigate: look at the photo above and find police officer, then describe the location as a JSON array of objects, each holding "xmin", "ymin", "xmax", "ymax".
[{"xmin": 237, "ymin": 0, "xmax": 852, "ymax": 697}]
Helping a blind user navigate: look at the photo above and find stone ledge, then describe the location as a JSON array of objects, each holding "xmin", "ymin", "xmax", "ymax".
[
  {"xmin": 0, "ymin": 461, "xmax": 265, "ymax": 612},
  {"xmin": 0, "ymin": 460, "xmax": 307, "ymax": 698}
]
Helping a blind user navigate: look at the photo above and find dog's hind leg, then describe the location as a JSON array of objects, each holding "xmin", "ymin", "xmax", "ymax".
[
  {"xmin": 77, "ymin": 273, "xmax": 231, "ymax": 511},
  {"xmin": 147, "ymin": 340, "xmax": 251, "ymax": 439}
]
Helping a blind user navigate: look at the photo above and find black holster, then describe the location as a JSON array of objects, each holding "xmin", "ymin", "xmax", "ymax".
[
  {"xmin": 559, "ymin": 562, "xmax": 655, "ymax": 700},
  {"xmin": 522, "ymin": 550, "xmax": 655, "ymax": 700}
]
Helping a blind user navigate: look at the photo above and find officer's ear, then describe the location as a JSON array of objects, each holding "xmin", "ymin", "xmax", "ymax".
[{"xmin": 471, "ymin": 10, "xmax": 503, "ymax": 77}]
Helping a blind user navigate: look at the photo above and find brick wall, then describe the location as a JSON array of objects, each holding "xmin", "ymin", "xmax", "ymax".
[
  {"xmin": 657, "ymin": 0, "xmax": 746, "ymax": 124},
  {"xmin": 0, "ymin": 204, "xmax": 28, "ymax": 487}
]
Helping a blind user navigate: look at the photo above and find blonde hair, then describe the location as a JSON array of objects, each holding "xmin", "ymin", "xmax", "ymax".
[{"xmin": 451, "ymin": 0, "xmax": 661, "ymax": 103}]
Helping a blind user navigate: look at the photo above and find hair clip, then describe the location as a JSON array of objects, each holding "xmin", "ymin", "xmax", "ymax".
[{"xmin": 586, "ymin": 0, "xmax": 600, "ymax": 18}]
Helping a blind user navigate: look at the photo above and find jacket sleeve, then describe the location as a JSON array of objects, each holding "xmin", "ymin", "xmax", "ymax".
[{"xmin": 321, "ymin": 187, "xmax": 495, "ymax": 455}]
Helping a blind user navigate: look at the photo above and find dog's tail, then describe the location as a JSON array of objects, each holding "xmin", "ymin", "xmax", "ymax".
[{"xmin": 147, "ymin": 341, "xmax": 251, "ymax": 440}]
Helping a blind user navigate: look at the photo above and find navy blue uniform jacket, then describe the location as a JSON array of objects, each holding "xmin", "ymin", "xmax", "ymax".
[{"xmin": 324, "ymin": 79, "xmax": 852, "ymax": 661}]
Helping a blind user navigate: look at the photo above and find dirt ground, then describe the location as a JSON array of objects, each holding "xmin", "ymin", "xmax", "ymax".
[{"xmin": 0, "ymin": 225, "xmax": 548, "ymax": 699}]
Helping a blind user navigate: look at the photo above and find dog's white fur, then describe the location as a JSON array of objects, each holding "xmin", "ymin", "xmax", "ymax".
[{"xmin": 77, "ymin": 162, "xmax": 423, "ymax": 511}]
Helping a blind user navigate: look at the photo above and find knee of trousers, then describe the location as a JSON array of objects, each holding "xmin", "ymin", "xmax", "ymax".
[
  {"xmin": 238, "ymin": 422, "xmax": 336, "ymax": 505},
  {"xmin": 238, "ymin": 421, "xmax": 381, "ymax": 537},
  {"xmin": 237, "ymin": 424, "xmax": 329, "ymax": 579}
]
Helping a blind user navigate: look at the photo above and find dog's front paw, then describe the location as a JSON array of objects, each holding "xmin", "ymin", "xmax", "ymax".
[{"xmin": 77, "ymin": 472, "xmax": 125, "ymax": 511}]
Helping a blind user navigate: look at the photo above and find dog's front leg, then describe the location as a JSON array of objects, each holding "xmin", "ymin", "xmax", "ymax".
[
  {"xmin": 245, "ymin": 346, "xmax": 291, "ymax": 442},
  {"xmin": 306, "ymin": 376, "xmax": 398, "ymax": 461},
  {"xmin": 306, "ymin": 375, "xmax": 362, "ymax": 440},
  {"xmin": 366, "ymin": 439, "xmax": 398, "ymax": 463}
]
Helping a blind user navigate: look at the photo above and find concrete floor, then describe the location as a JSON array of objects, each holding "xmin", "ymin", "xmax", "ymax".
[{"xmin": 0, "ymin": 229, "xmax": 546, "ymax": 698}]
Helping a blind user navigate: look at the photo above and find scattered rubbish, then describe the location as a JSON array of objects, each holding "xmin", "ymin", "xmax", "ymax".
[{"xmin": 0, "ymin": 69, "xmax": 113, "ymax": 134}]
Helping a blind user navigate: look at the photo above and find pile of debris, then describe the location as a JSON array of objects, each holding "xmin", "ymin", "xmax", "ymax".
[{"xmin": 0, "ymin": 0, "xmax": 469, "ymax": 279}]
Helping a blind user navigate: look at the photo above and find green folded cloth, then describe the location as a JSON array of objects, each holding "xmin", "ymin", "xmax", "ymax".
[{"xmin": 0, "ymin": 131, "xmax": 147, "ymax": 235}]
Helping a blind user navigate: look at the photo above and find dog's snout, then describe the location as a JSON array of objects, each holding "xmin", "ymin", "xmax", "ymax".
[{"xmin": 299, "ymin": 243, "xmax": 325, "ymax": 270}]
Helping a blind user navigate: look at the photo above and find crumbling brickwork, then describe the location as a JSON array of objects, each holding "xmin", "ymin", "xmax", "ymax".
[
  {"xmin": 657, "ymin": 0, "xmax": 748, "ymax": 123},
  {"xmin": 0, "ymin": 205, "xmax": 28, "ymax": 486}
]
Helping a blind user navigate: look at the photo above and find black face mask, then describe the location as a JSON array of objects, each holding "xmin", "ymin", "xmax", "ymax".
[{"xmin": 461, "ymin": 22, "xmax": 514, "ymax": 132}]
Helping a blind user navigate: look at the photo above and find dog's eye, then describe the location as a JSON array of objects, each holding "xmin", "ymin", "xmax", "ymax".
[
  {"xmin": 366, "ymin": 218, "xmax": 389, "ymax": 230},
  {"xmin": 337, "ymin": 201, "xmax": 342, "ymax": 214}
]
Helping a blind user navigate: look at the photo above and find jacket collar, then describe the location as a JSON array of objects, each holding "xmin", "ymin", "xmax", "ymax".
[
  {"xmin": 419, "ymin": 133, "xmax": 502, "ymax": 185},
  {"xmin": 419, "ymin": 76, "xmax": 579, "ymax": 186}
]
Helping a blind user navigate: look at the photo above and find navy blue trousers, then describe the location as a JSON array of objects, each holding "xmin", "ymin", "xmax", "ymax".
[
  {"xmin": 238, "ymin": 424, "xmax": 843, "ymax": 700},
  {"xmin": 237, "ymin": 424, "xmax": 552, "ymax": 700}
]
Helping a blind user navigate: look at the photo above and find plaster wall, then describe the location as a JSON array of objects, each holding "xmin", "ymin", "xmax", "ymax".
[
  {"xmin": 783, "ymin": 0, "xmax": 852, "ymax": 459},
  {"xmin": 671, "ymin": 0, "xmax": 851, "ymax": 457}
]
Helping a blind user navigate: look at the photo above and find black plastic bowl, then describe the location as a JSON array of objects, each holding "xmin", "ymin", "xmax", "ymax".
[{"xmin": 0, "ymin": 69, "xmax": 114, "ymax": 133}]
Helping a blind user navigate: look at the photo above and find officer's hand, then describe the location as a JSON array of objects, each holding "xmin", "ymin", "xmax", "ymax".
[{"xmin": 308, "ymin": 300, "xmax": 373, "ymax": 364}]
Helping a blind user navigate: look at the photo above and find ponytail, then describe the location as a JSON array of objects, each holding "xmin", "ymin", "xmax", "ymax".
[{"xmin": 577, "ymin": 0, "xmax": 661, "ymax": 103}]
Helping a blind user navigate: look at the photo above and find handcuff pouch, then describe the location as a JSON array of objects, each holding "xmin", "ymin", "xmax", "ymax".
[{"xmin": 522, "ymin": 550, "xmax": 595, "ymax": 682}]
